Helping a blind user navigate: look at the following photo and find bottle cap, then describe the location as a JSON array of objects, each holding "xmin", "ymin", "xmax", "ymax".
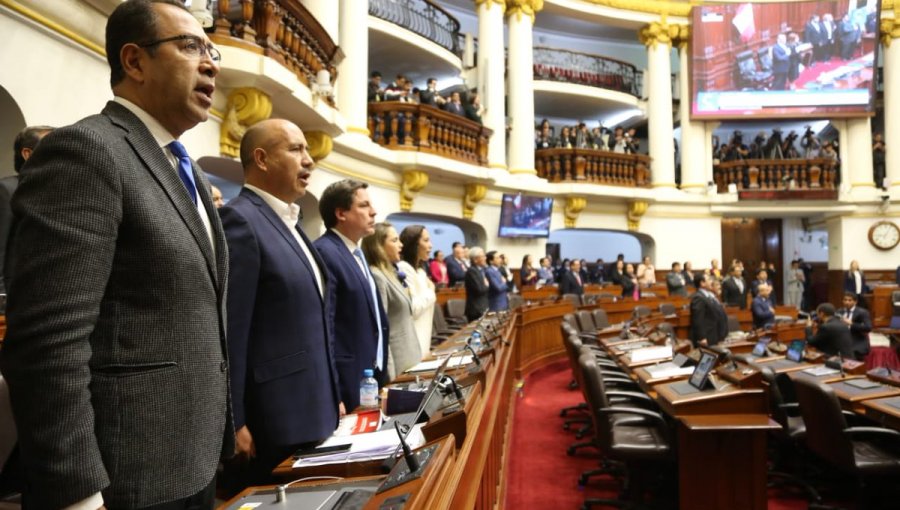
[{"xmin": 363, "ymin": 368, "xmax": 374, "ymax": 377}]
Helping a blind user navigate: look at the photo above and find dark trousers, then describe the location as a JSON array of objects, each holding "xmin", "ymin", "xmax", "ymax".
[
  {"xmin": 220, "ymin": 437, "xmax": 321, "ymax": 498},
  {"xmin": 102, "ymin": 476, "xmax": 215, "ymax": 510}
]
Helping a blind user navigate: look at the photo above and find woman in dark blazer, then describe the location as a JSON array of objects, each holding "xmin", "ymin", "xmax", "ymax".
[
  {"xmin": 520, "ymin": 254, "xmax": 538, "ymax": 286},
  {"xmin": 621, "ymin": 263, "xmax": 639, "ymax": 299},
  {"xmin": 844, "ymin": 259, "xmax": 868, "ymax": 306}
]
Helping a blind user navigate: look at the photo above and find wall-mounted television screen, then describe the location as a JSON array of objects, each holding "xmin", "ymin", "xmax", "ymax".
[
  {"xmin": 691, "ymin": 0, "xmax": 880, "ymax": 120},
  {"xmin": 498, "ymin": 194, "xmax": 553, "ymax": 238}
]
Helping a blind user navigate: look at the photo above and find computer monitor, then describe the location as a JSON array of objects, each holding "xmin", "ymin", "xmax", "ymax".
[
  {"xmin": 751, "ymin": 337, "xmax": 771, "ymax": 357},
  {"xmin": 688, "ymin": 351, "xmax": 718, "ymax": 390},
  {"xmin": 785, "ymin": 340, "xmax": 806, "ymax": 363}
]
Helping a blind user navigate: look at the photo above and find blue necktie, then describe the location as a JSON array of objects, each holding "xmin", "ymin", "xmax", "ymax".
[
  {"xmin": 167, "ymin": 141, "xmax": 198, "ymax": 205},
  {"xmin": 354, "ymin": 248, "xmax": 384, "ymax": 371}
]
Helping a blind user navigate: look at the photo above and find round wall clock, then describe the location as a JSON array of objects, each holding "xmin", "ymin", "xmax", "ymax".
[{"xmin": 868, "ymin": 220, "xmax": 900, "ymax": 251}]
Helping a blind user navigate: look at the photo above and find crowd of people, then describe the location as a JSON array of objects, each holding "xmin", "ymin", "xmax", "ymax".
[
  {"xmin": 713, "ymin": 128, "xmax": 844, "ymax": 162},
  {"xmin": 367, "ymin": 71, "xmax": 483, "ymax": 124},
  {"xmin": 535, "ymin": 118, "xmax": 641, "ymax": 154}
]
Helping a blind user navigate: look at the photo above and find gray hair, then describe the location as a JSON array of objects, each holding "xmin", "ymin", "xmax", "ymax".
[{"xmin": 468, "ymin": 246, "xmax": 485, "ymax": 263}]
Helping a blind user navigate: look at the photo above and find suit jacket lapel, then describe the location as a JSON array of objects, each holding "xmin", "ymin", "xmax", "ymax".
[
  {"xmin": 383, "ymin": 267, "xmax": 412, "ymax": 312},
  {"xmin": 325, "ymin": 231, "xmax": 377, "ymax": 316},
  {"xmin": 104, "ymin": 103, "xmax": 218, "ymax": 288}
]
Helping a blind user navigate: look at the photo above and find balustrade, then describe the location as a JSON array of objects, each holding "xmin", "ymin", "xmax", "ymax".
[
  {"xmin": 533, "ymin": 47, "xmax": 642, "ymax": 97},
  {"xmin": 535, "ymin": 148, "xmax": 651, "ymax": 187},
  {"xmin": 211, "ymin": 0, "xmax": 337, "ymax": 91},
  {"xmin": 713, "ymin": 158, "xmax": 839, "ymax": 198},
  {"xmin": 369, "ymin": 0, "xmax": 462, "ymax": 55},
  {"xmin": 368, "ymin": 102, "xmax": 492, "ymax": 166}
]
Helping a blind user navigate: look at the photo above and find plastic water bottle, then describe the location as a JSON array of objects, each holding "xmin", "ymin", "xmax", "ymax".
[
  {"xmin": 470, "ymin": 331, "xmax": 483, "ymax": 352},
  {"xmin": 360, "ymin": 369, "xmax": 378, "ymax": 408}
]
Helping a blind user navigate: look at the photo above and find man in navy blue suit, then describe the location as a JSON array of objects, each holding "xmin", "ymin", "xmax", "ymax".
[
  {"xmin": 445, "ymin": 241, "xmax": 468, "ymax": 287},
  {"xmin": 485, "ymin": 250, "xmax": 509, "ymax": 311},
  {"xmin": 315, "ymin": 180, "xmax": 389, "ymax": 409},
  {"xmin": 220, "ymin": 119, "xmax": 341, "ymax": 491}
]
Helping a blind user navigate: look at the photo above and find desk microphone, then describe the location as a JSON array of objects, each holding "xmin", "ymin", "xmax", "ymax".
[
  {"xmin": 394, "ymin": 421, "xmax": 419, "ymax": 473},
  {"xmin": 464, "ymin": 344, "xmax": 482, "ymax": 366},
  {"xmin": 839, "ymin": 354, "xmax": 845, "ymax": 378},
  {"xmin": 440, "ymin": 374, "xmax": 465, "ymax": 404}
]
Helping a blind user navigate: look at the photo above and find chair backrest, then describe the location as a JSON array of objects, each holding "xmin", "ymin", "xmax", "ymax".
[
  {"xmin": 656, "ymin": 322, "xmax": 675, "ymax": 337},
  {"xmin": 576, "ymin": 310, "xmax": 597, "ymax": 334},
  {"xmin": 592, "ymin": 309, "xmax": 610, "ymax": 329},
  {"xmin": 760, "ymin": 368, "xmax": 792, "ymax": 429},
  {"xmin": 892, "ymin": 290, "xmax": 900, "ymax": 316},
  {"xmin": 509, "ymin": 294, "xmax": 524, "ymax": 309},
  {"xmin": 737, "ymin": 50, "xmax": 757, "ymax": 77},
  {"xmin": 562, "ymin": 313, "xmax": 580, "ymax": 332},
  {"xmin": 793, "ymin": 377, "xmax": 856, "ymax": 470},
  {"xmin": 659, "ymin": 303, "xmax": 676, "ymax": 316},
  {"xmin": 758, "ymin": 46, "xmax": 773, "ymax": 71},
  {"xmin": 433, "ymin": 302, "xmax": 449, "ymax": 330},
  {"xmin": 446, "ymin": 298, "xmax": 466, "ymax": 320},
  {"xmin": 633, "ymin": 305, "xmax": 651, "ymax": 318},
  {"xmin": 562, "ymin": 293, "xmax": 582, "ymax": 307},
  {"xmin": 562, "ymin": 331, "xmax": 584, "ymax": 387},
  {"xmin": 578, "ymin": 351, "xmax": 615, "ymax": 448},
  {"xmin": 727, "ymin": 315, "xmax": 741, "ymax": 333}
]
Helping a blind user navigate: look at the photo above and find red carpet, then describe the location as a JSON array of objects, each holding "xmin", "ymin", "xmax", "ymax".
[{"xmin": 504, "ymin": 361, "xmax": 855, "ymax": 509}]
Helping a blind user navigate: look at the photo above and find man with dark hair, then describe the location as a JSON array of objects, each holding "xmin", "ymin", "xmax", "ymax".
[
  {"xmin": 0, "ymin": 125, "xmax": 54, "ymax": 295},
  {"xmin": 806, "ymin": 303, "xmax": 854, "ymax": 358},
  {"xmin": 220, "ymin": 119, "xmax": 341, "ymax": 492},
  {"xmin": 419, "ymin": 77, "xmax": 445, "ymax": 107},
  {"xmin": 690, "ymin": 273, "xmax": 728, "ymax": 347},
  {"xmin": 367, "ymin": 71, "xmax": 383, "ymax": 102},
  {"xmin": 722, "ymin": 264, "xmax": 749, "ymax": 309},
  {"xmin": 559, "ymin": 258, "xmax": 585, "ymax": 296},
  {"xmin": 444, "ymin": 241, "xmax": 468, "ymax": 287},
  {"xmin": 666, "ymin": 262, "xmax": 687, "ymax": 297},
  {"xmin": 314, "ymin": 179, "xmax": 389, "ymax": 409},
  {"xmin": 485, "ymin": 250, "xmax": 509, "ymax": 311},
  {"xmin": 837, "ymin": 292, "xmax": 872, "ymax": 360},
  {"xmin": 0, "ymin": 1, "xmax": 229, "ymax": 508}
]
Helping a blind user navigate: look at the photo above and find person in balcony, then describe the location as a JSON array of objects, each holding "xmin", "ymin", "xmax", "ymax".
[
  {"xmin": 574, "ymin": 122, "xmax": 592, "ymax": 148},
  {"xmin": 624, "ymin": 128, "xmax": 640, "ymax": 154},
  {"xmin": 383, "ymin": 74, "xmax": 407, "ymax": 101},
  {"xmin": 464, "ymin": 90, "xmax": 483, "ymax": 124},
  {"xmin": 873, "ymin": 132, "xmax": 886, "ymax": 189},
  {"xmin": 368, "ymin": 71, "xmax": 383, "ymax": 102},
  {"xmin": 556, "ymin": 126, "xmax": 574, "ymax": 149},
  {"xmin": 419, "ymin": 77, "xmax": 446, "ymax": 107},
  {"xmin": 590, "ymin": 126, "xmax": 608, "ymax": 149},
  {"xmin": 535, "ymin": 125, "xmax": 554, "ymax": 149},
  {"xmin": 444, "ymin": 91, "xmax": 465, "ymax": 116},
  {"xmin": 609, "ymin": 126, "xmax": 626, "ymax": 153}
]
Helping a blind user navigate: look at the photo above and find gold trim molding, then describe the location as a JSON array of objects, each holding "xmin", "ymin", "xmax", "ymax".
[
  {"xmin": 463, "ymin": 183, "xmax": 487, "ymax": 219},
  {"xmin": 627, "ymin": 200, "xmax": 649, "ymax": 231},
  {"xmin": 581, "ymin": 0, "xmax": 691, "ymax": 18},
  {"xmin": 564, "ymin": 197, "xmax": 587, "ymax": 228},
  {"xmin": 639, "ymin": 22, "xmax": 684, "ymax": 49},
  {"xmin": 305, "ymin": 131, "xmax": 333, "ymax": 162},
  {"xmin": 219, "ymin": 88, "xmax": 272, "ymax": 158},
  {"xmin": 505, "ymin": 0, "xmax": 543, "ymax": 22},
  {"xmin": 881, "ymin": 17, "xmax": 900, "ymax": 47},
  {"xmin": 400, "ymin": 170, "xmax": 429, "ymax": 212},
  {"xmin": 475, "ymin": 0, "xmax": 506, "ymax": 12}
]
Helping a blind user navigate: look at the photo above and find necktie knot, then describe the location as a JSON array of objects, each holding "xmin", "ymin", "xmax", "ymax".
[{"xmin": 168, "ymin": 140, "xmax": 189, "ymax": 159}]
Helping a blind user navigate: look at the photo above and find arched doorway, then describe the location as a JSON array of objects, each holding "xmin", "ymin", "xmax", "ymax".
[{"xmin": 386, "ymin": 212, "xmax": 487, "ymax": 258}]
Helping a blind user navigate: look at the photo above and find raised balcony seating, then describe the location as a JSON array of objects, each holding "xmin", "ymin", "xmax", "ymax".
[
  {"xmin": 535, "ymin": 148, "xmax": 651, "ymax": 188},
  {"xmin": 533, "ymin": 47, "xmax": 642, "ymax": 97}
]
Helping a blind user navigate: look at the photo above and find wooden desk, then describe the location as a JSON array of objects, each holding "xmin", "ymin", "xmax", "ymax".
[
  {"xmin": 861, "ymin": 395, "xmax": 900, "ymax": 430},
  {"xmin": 825, "ymin": 378, "xmax": 900, "ymax": 414},
  {"xmin": 435, "ymin": 287, "xmax": 465, "ymax": 307},
  {"xmin": 749, "ymin": 357, "xmax": 815, "ymax": 374},
  {"xmin": 654, "ymin": 381, "xmax": 767, "ymax": 417},
  {"xmin": 677, "ymin": 414, "xmax": 779, "ymax": 510},
  {"xmin": 871, "ymin": 285, "xmax": 899, "ymax": 328},
  {"xmin": 787, "ymin": 367, "xmax": 853, "ymax": 385}
]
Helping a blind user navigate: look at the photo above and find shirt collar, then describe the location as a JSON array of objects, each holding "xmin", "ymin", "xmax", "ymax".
[
  {"xmin": 244, "ymin": 184, "xmax": 300, "ymax": 223},
  {"xmin": 113, "ymin": 96, "xmax": 175, "ymax": 148},
  {"xmin": 331, "ymin": 228, "xmax": 360, "ymax": 253}
]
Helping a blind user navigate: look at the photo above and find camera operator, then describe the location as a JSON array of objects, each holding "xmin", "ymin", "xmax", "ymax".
[
  {"xmin": 624, "ymin": 128, "xmax": 640, "ymax": 154},
  {"xmin": 723, "ymin": 130, "xmax": 749, "ymax": 161},
  {"xmin": 800, "ymin": 126, "xmax": 820, "ymax": 158},
  {"xmin": 783, "ymin": 130, "xmax": 801, "ymax": 158},
  {"xmin": 766, "ymin": 128, "xmax": 784, "ymax": 159},
  {"xmin": 751, "ymin": 131, "xmax": 767, "ymax": 159}
]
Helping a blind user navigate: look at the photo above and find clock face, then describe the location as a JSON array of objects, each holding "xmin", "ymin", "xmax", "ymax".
[{"xmin": 869, "ymin": 221, "xmax": 900, "ymax": 250}]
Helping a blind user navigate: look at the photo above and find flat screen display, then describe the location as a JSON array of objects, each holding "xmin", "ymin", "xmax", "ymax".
[
  {"xmin": 752, "ymin": 336, "xmax": 772, "ymax": 356},
  {"xmin": 786, "ymin": 339, "xmax": 807, "ymax": 362},
  {"xmin": 691, "ymin": 0, "xmax": 880, "ymax": 119},
  {"xmin": 689, "ymin": 351, "xmax": 718, "ymax": 389},
  {"xmin": 498, "ymin": 194, "xmax": 553, "ymax": 238}
]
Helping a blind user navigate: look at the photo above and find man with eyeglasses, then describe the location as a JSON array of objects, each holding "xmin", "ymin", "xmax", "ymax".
[{"xmin": 0, "ymin": 1, "xmax": 230, "ymax": 509}]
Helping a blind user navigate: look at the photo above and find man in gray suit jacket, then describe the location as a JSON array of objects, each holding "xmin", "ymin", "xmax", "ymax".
[{"xmin": 0, "ymin": 1, "xmax": 232, "ymax": 508}]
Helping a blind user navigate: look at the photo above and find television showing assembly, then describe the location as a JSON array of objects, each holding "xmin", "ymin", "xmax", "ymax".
[
  {"xmin": 498, "ymin": 194, "xmax": 553, "ymax": 238},
  {"xmin": 691, "ymin": 0, "xmax": 880, "ymax": 119}
]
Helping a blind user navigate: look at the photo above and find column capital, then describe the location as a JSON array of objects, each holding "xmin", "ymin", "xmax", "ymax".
[
  {"xmin": 638, "ymin": 22, "xmax": 676, "ymax": 49},
  {"xmin": 564, "ymin": 197, "xmax": 587, "ymax": 228},
  {"xmin": 505, "ymin": 0, "xmax": 543, "ymax": 22},
  {"xmin": 305, "ymin": 131, "xmax": 333, "ymax": 162},
  {"xmin": 400, "ymin": 170, "xmax": 429, "ymax": 212},
  {"xmin": 475, "ymin": 0, "xmax": 506, "ymax": 12},
  {"xmin": 670, "ymin": 24, "xmax": 691, "ymax": 50},
  {"xmin": 462, "ymin": 183, "xmax": 487, "ymax": 219},
  {"xmin": 881, "ymin": 17, "xmax": 900, "ymax": 47},
  {"xmin": 626, "ymin": 200, "xmax": 649, "ymax": 231},
  {"xmin": 219, "ymin": 87, "xmax": 273, "ymax": 158}
]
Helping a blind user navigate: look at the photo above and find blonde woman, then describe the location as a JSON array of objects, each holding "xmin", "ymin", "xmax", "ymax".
[
  {"xmin": 362, "ymin": 222, "xmax": 421, "ymax": 379},
  {"xmin": 398, "ymin": 225, "xmax": 437, "ymax": 357}
]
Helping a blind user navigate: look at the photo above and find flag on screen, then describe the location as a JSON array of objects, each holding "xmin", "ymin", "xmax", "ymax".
[{"xmin": 732, "ymin": 3, "xmax": 755, "ymax": 42}]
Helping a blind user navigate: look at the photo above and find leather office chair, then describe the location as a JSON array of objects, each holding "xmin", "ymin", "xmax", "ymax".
[
  {"xmin": 655, "ymin": 322, "xmax": 675, "ymax": 339},
  {"xmin": 444, "ymin": 298, "xmax": 467, "ymax": 325},
  {"xmin": 577, "ymin": 352, "xmax": 674, "ymax": 508},
  {"xmin": 632, "ymin": 305, "xmax": 651, "ymax": 319},
  {"xmin": 592, "ymin": 309, "xmax": 610, "ymax": 329},
  {"xmin": 658, "ymin": 303, "xmax": 676, "ymax": 316},
  {"xmin": 793, "ymin": 377, "xmax": 900, "ymax": 506},
  {"xmin": 508, "ymin": 294, "xmax": 524, "ymax": 309},
  {"xmin": 562, "ymin": 293, "xmax": 582, "ymax": 308},
  {"xmin": 432, "ymin": 302, "xmax": 461, "ymax": 336},
  {"xmin": 576, "ymin": 310, "xmax": 598, "ymax": 337}
]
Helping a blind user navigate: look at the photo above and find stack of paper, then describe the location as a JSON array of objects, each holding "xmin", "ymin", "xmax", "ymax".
[
  {"xmin": 291, "ymin": 424, "xmax": 425, "ymax": 468},
  {"xmin": 630, "ymin": 345, "xmax": 673, "ymax": 363},
  {"xmin": 405, "ymin": 355, "xmax": 474, "ymax": 373},
  {"xmin": 645, "ymin": 364, "xmax": 695, "ymax": 379}
]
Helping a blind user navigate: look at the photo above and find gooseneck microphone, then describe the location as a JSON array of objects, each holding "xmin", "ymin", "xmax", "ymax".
[{"xmin": 394, "ymin": 421, "xmax": 419, "ymax": 472}]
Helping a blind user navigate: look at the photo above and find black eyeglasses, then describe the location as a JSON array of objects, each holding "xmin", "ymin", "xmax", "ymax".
[{"xmin": 139, "ymin": 34, "xmax": 221, "ymax": 63}]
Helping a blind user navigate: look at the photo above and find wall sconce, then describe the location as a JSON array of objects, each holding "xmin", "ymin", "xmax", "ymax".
[{"xmin": 311, "ymin": 69, "xmax": 333, "ymax": 105}]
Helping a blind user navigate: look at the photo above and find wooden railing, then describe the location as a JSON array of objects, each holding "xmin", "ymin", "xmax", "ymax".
[
  {"xmin": 535, "ymin": 148, "xmax": 652, "ymax": 187},
  {"xmin": 368, "ymin": 102, "xmax": 492, "ymax": 166},
  {"xmin": 210, "ymin": 0, "xmax": 338, "ymax": 89},
  {"xmin": 713, "ymin": 158, "xmax": 838, "ymax": 195}
]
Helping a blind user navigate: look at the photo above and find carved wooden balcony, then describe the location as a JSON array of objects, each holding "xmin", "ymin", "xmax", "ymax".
[
  {"xmin": 367, "ymin": 102, "xmax": 492, "ymax": 166},
  {"xmin": 535, "ymin": 148, "xmax": 652, "ymax": 187},
  {"xmin": 713, "ymin": 158, "xmax": 839, "ymax": 200},
  {"xmin": 210, "ymin": 0, "xmax": 337, "ymax": 92}
]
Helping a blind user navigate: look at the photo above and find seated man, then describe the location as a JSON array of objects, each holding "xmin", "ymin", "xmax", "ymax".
[
  {"xmin": 751, "ymin": 283, "xmax": 776, "ymax": 329},
  {"xmin": 806, "ymin": 303, "xmax": 854, "ymax": 358}
]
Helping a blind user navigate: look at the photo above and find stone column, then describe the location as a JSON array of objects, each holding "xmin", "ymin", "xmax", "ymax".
[
  {"xmin": 673, "ymin": 25, "xmax": 705, "ymax": 192},
  {"xmin": 337, "ymin": 0, "xmax": 369, "ymax": 135},
  {"xmin": 881, "ymin": 18, "xmax": 900, "ymax": 192},
  {"xmin": 505, "ymin": 0, "xmax": 543, "ymax": 175},
  {"xmin": 476, "ymin": 0, "xmax": 507, "ymax": 170},
  {"xmin": 844, "ymin": 117, "xmax": 876, "ymax": 198},
  {"xmin": 639, "ymin": 22, "xmax": 677, "ymax": 189},
  {"xmin": 300, "ymin": 0, "xmax": 338, "ymax": 42}
]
